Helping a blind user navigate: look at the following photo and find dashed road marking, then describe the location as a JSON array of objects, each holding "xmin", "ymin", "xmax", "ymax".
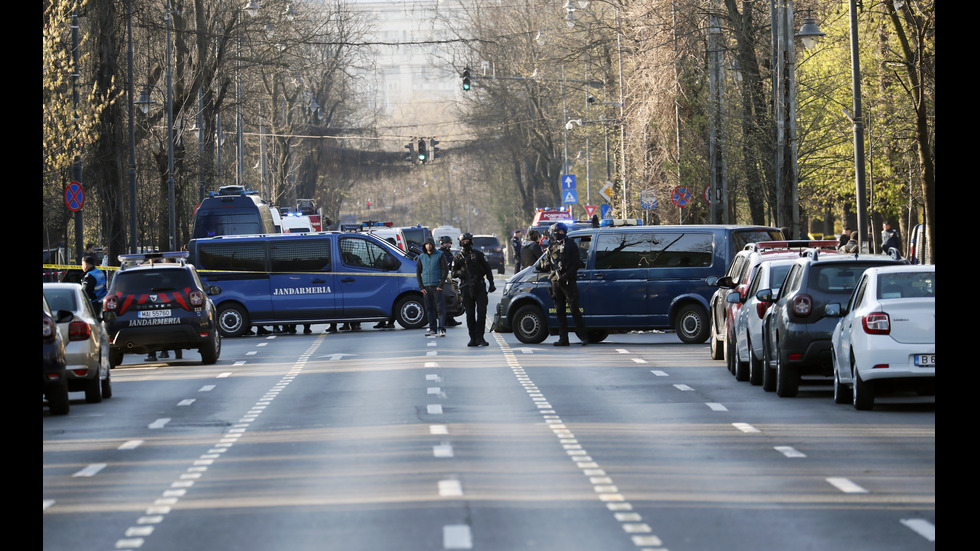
[{"xmin": 826, "ymin": 477, "xmax": 868, "ymax": 494}]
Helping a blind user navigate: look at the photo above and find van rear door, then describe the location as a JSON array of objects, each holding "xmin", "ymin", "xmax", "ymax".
[{"xmin": 268, "ymin": 237, "xmax": 337, "ymax": 321}]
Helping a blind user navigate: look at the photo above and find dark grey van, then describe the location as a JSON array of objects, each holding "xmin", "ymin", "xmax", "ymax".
[
  {"xmin": 192, "ymin": 186, "xmax": 278, "ymax": 239},
  {"xmin": 492, "ymin": 224, "xmax": 783, "ymax": 344}
]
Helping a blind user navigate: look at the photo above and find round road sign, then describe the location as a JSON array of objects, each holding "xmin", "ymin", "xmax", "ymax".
[{"xmin": 671, "ymin": 186, "xmax": 692, "ymax": 208}]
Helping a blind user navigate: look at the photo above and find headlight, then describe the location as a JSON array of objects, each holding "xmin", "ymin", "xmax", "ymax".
[{"xmin": 503, "ymin": 282, "xmax": 513, "ymax": 295}]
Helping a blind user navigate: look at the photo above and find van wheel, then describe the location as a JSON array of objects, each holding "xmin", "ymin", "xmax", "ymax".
[
  {"xmin": 513, "ymin": 305, "xmax": 548, "ymax": 344},
  {"xmin": 217, "ymin": 303, "xmax": 249, "ymax": 337},
  {"xmin": 675, "ymin": 304, "xmax": 709, "ymax": 344},
  {"xmin": 586, "ymin": 330, "xmax": 609, "ymax": 344},
  {"xmin": 395, "ymin": 295, "xmax": 426, "ymax": 329}
]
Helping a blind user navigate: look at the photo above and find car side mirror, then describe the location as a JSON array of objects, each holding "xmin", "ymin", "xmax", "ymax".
[
  {"xmin": 705, "ymin": 276, "xmax": 720, "ymax": 286},
  {"xmin": 824, "ymin": 303, "xmax": 842, "ymax": 317},
  {"xmin": 207, "ymin": 285, "xmax": 222, "ymax": 296},
  {"xmin": 755, "ymin": 289, "xmax": 772, "ymax": 302},
  {"xmin": 726, "ymin": 292, "xmax": 742, "ymax": 304},
  {"xmin": 101, "ymin": 311, "xmax": 116, "ymax": 323},
  {"xmin": 56, "ymin": 310, "xmax": 74, "ymax": 324}
]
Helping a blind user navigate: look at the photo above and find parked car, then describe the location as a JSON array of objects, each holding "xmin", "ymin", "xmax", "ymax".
[
  {"xmin": 826, "ymin": 264, "xmax": 935, "ymax": 410},
  {"xmin": 101, "ymin": 252, "xmax": 221, "ymax": 366},
  {"xmin": 187, "ymin": 231, "xmax": 427, "ymax": 335},
  {"xmin": 705, "ymin": 239, "xmax": 834, "ymax": 362},
  {"xmin": 493, "ymin": 224, "xmax": 784, "ymax": 344},
  {"xmin": 728, "ymin": 258, "xmax": 796, "ymax": 385},
  {"xmin": 758, "ymin": 249, "xmax": 908, "ymax": 397},
  {"xmin": 43, "ymin": 283, "xmax": 112, "ymax": 403},
  {"xmin": 472, "ymin": 235, "xmax": 505, "ymax": 275},
  {"xmin": 43, "ymin": 295, "xmax": 70, "ymax": 415}
]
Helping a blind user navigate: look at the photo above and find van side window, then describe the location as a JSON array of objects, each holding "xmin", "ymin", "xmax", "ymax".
[
  {"xmin": 270, "ymin": 239, "xmax": 331, "ymax": 272},
  {"xmin": 573, "ymin": 236, "xmax": 591, "ymax": 267},
  {"xmin": 340, "ymin": 237, "xmax": 396, "ymax": 271},
  {"xmin": 649, "ymin": 233, "xmax": 713, "ymax": 267},
  {"xmin": 197, "ymin": 242, "xmax": 267, "ymax": 272},
  {"xmin": 594, "ymin": 232, "xmax": 651, "ymax": 269}
]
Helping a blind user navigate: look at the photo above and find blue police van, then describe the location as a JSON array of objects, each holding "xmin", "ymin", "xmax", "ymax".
[
  {"xmin": 186, "ymin": 231, "xmax": 426, "ymax": 336},
  {"xmin": 492, "ymin": 223, "xmax": 784, "ymax": 344}
]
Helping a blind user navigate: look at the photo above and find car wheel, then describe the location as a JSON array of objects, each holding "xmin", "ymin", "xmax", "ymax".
[
  {"xmin": 217, "ymin": 303, "xmax": 250, "ymax": 338},
  {"xmin": 833, "ymin": 370, "xmax": 849, "ymax": 404},
  {"xmin": 732, "ymin": 334, "xmax": 749, "ymax": 382},
  {"xmin": 761, "ymin": 337, "xmax": 776, "ymax": 392},
  {"xmin": 710, "ymin": 333, "xmax": 723, "ymax": 360},
  {"xmin": 513, "ymin": 304, "xmax": 548, "ymax": 344},
  {"xmin": 852, "ymin": 353, "xmax": 874, "ymax": 410},
  {"xmin": 84, "ymin": 371, "xmax": 103, "ymax": 403},
  {"xmin": 775, "ymin": 346, "xmax": 799, "ymax": 398},
  {"xmin": 725, "ymin": 334, "xmax": 736, "ymax": 375},
  {"xmin": 747, "ymin": 337, "xmax": 763, "ymax": 386},
  {"xmin": 395, "ymin": 295, "xmax": 426, "ymax": 329},
  {"xmin": 110, "ymin": 349, "xmax": 124, "ymax": 369},
  {"xmin": 101, "ymin": 371, "xmax": 113, "ymax": 399},
  {"xmin": 200, "ymin": 331, "xmax": 221, "ymax": 364},
  {"xmin": 46, "ymin": 380, "xmax": 70, "ymax": 415},
  {"xmin": 675, "ymin": 304, "xmax": 709, "ymax": 344}
]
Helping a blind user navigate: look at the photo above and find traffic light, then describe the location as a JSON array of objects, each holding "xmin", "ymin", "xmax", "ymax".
[
  {"xmin": 430, "ymin": 138, "xmax": 440, "ymax": 161},
  {"xmin": 417, "ymin": 138, "xmax": 428, "ymax": 163},
  {"xmin": 462, "ymin": 67, "xmax": 471, "ymax": 91},
  {"xmin": 366, "ymin": 200, "xmax": 371, "ymax": 209},
  {"xmin": 404, "ymin": 141, "xmax": 416, "ymax": 164}
]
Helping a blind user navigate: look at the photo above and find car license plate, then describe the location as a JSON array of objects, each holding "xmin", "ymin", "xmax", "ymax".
[
  {"xmin": 913, "ymin": 354, "xmax": 935, "ymax": 367},
  {"xmin": 139, "ymin": 309, "xmax": 172, "ymax": 319}
]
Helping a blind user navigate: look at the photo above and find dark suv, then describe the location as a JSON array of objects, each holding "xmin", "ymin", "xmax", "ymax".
[
  {"xmin": 472, "ymin": 235, "xmax": 505, "ymax": 274},
  {"xmin": 101, "ymin": 252, "xmax": 221, "ymax": 366},
  {"xmin": 758, "ymin": 249, "xmax": 907, "ymax": 397}
]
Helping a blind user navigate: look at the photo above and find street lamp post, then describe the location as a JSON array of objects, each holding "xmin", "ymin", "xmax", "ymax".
[{"xmin": 165, "ymin": 0, "xmax": 176, "ymax": 251}]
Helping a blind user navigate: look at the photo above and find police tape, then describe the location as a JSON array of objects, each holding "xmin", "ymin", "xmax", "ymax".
[{"xmin": 42, "ymin": 264, "xmax": 414, "ymax": 277}]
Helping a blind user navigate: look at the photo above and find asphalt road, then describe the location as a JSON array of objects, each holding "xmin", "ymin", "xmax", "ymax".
[{"xmin": 43, "ymin": 287, "xmax": 935, "ymax": 551}]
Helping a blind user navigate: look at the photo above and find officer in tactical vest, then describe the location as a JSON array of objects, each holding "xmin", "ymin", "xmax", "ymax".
[
  {"xmin": 537, "ymin": 222, "xmax": 588, "ymax": 346},
  {"xmin": 452, "ymin": 232, "xmax": 496, "ymax": 346},
  {"xmin": 81, "ymin": 255, "xmax": 108, "ymax": 316}
]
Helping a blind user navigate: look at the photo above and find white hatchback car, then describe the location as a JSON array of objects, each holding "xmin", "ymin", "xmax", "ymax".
[
  {"xmin": 42, "ymin": 282, "xmax": 113, "ymax": 403},
  {"xmin": 729, "ymin": 258, "xmax": 796, "ymax": 385},
  {"xmin": 827, "ymin": 264, "xmax": 935, "ymax": 410}
]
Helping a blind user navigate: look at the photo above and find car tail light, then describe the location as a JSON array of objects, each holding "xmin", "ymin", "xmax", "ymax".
[
  {"xmin": 756, "ymin": 301, "xmax": 771, "ymax": 319},
  {"xmin": 791, "ymin": 294, "xmax": 812, "ymax": 316},
  {"xmin": 862, "ymin": 312, "xmax": 890, "ymax": 335},
  {"xmin": 68, "ymin": 321, "xmax": 91, "ymax": 341},
  {"xmin": 43, "ymin": 317, "xmax": 56, "ymax": 338},
  {"xmin": 71, "ymin": 369, "xmax": 88, "ymax": 376},
  {"xmin": 104, "ymin": 295, "xmax": 118, "ymax": 312},
  {"xmin": 189, "ymin": 290, "xmax": 205, "ymax": 307}
]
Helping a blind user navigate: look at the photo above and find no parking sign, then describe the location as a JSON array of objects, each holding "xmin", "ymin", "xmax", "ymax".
[
  {"xmin": 65, "ymin": 181, "xmax": 85, "ymax": 212},
  {"xmin": 671, "ymin": 186, "xmax": 692, "ymax": 208}
]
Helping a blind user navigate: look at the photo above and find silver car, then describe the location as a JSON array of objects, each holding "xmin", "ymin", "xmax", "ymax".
[
  {"xmin": 729, "ymin": 259, "xmax": 796, "ymax": 385},
  {"xmin": 42, "ymin": 283, "xmax": 113, "ymax": 403}
]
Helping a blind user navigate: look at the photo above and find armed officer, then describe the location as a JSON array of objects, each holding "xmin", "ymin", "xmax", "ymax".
[
  {"xmin": 452, "ymin": 232, "xmax": 495, "ymax": 346},
  {"xmin": 537, "ymin": 222, "xmax": 588, "ymax": 346}
]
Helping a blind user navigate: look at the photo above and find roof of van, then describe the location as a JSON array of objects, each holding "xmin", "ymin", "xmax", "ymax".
[{"xmin": 568, "ymin": 224, "xmax": 782, "ymax": 232}]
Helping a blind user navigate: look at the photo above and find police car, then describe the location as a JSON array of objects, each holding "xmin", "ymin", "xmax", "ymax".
[{"xmin": 101, "ymin": 252, "xmax": 221, "ymax": 366}]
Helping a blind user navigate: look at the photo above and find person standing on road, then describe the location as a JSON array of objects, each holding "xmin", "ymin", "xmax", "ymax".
[
  {"xmin": 417, "ymin": 238, "xmax": 449, "ymax": 337},
  {"xmin": 439, "ymin": 236, "xmax": 462, "ymax": 327},
  {"xmin": 81, "ymin": 255, "xmax": 108, "ymax": 316},
  {"xmin": 511, "ymin": 230, "xmax": 523, "ymax": 273},
  {"xmin": 521, "ymin": 229, "xmax": 543, "ymax": 268},
  {"xmin": 453, "ymin": 232, "xmax": 495, "ymax": 346},
  {"xmin": 537, "ymin": 222, "xmax": 588, "ymax": 346}
]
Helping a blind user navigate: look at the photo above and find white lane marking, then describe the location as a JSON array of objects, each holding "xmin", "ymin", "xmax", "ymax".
[
  {"xmin": 125, "ymin": 526, "xmax": 154, "ymax": 537},
  {"xmin": 234, "ymin": 360, "xmax": 247, "ymax": 366},
  {"xmin": 177, "ymin": 399, "xmax": 196, "ymax": 406},
  {"xmin": 443, "ymin": 525, "xmax": 473, "ymax": 549},
  {"xmin": 425, "ymin": 362, "xmax": 439, "ymax": 368},
  {"xmin": 673, "ymin": 384, "xmax": 694, "ymax": 391},
  {"xmin": 900, "ymin": 518, "xmax": 935, "ymax": 541},
  {"xmin": 72, "ymin": 463, "xmax": 107, "ymax": 477},
  {"xmin": 119, "ymin": 440, "xmax": 143, "ymax": 450},
  {"xmin": 43, "ymin": 500, "xmax": 55, "ymax": 511},
  {"xmin": 650, "ymin": 370, "xmax": 669, "ymax": 376},
  {"xmin": 616, "ymin": 349, "xmax": 630, "ymax": 354},
  {"xmin": 438, "ymin": 479, "xmax": 463, "ymax": 496},
  {"xmin": 733, "ymin": 422, "xmax": 760, "ymax": 433},
  {"xmin": 775, "ymin": 446, "xmax": 806, "ymax": 458},
  {"xmin": 217, "ymin": 372, "xmax": 232, "ymax": 378},
  {"xmin": 148, "ymin": 418, "xmax": 170, "ymax": 429},
  {"xmin": 430, "ymin": 424, "xmax": 448, "ymax": 435},
  {"xmin": 114, "ymin": 538, "xmax": 145, "ymax": 548},
  {"xmin": 257, "ymin": 342, "xmax": 268, "ymax": 347},
  {"xmin": 427, "ymin": 351, "xmax": 438, "ymax": 356},
  {"xmin": 427, "ymin": 387, "xmax": 442, "ymax": 395},
  {"xmin": 199, "ymin": 385, "xmax": 216, "ymax": 392},
  {"xmin": 426, "ymin": 374, "xmax": 441, "ymax": 381},
  {"xmin": 433, "ymin": 443, "xmax": 454, "ymax": 458},
  {"xmin": 427, "ymin": 404, "xmax": 444, "ymax": 414},
  {"xmin": 706, "ymin": 402, "xmax": 728, "ymax": 411},
  {"xmin": 826, "ymin": 477, "xmax": 868, "ymax": 493},
  {"xmin": 517, "ymin": 347, "xmax": 535, "ymax": 354},
  {"xmin": 245, "ymin": 351, "xmax": 257, "ymax": 356},
  {"xmin": 632, "ymin": 358, "xmax": 647, "ymax": 364}
]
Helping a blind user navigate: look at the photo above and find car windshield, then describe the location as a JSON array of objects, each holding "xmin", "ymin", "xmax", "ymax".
[
  {"xmin": 112, "ymin": 269, "xmax": 196, "ymax": 293},
  {"xmin": 43, "ymin": 288, "xmax": 79, "ymax": 312},
  {"xmin": 810, "ymin": 262, "xmax": 892, "ymax": 294},
  {"xmin": 732, "ymin": 229, "xmax": 784, "ymax": 251},
  {"xmin": 877, "ymin": 271, "xmax": 935, "ymax": 299},
  {"xmin": 473, "ymin": 237, "xmax": 500, "ymax": 248}
]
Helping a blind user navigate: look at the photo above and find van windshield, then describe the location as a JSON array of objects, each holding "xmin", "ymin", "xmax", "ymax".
[{"xmin": 193, "ymin": 212, "xmax": 264, "ymax": 238}]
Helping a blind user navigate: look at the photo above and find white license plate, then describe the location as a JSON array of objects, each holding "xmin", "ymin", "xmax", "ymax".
[
  {"xmin": 139, "ymin": 309, "xmax": 172, "ymax": 319},
  {"xmin": 913, "ymin": 354, "xmax": 935, "ymax": 367}
]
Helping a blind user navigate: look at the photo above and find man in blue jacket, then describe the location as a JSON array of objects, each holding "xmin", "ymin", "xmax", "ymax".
[{"xmin": 417, "ymin": 238, "xmax": 449, "ymax": 337}]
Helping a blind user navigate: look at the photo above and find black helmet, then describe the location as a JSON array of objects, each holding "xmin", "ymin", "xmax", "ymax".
[
  {"xmin": 550, "ymin": 222, "xmax": 568, "ymax": 236},
  {"xmin": 459, "ymin": 232, "xmax": 473, "ymax": 244},
  {"xmin": 439, "ymin": 235, "xmax": 453, "ymax": 245}
]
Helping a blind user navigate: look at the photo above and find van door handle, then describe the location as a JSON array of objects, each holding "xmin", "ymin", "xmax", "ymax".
[
  {"xmin": 341, "ymin": 277, "xmax": 355, "ymax": 283},
  {"xmin": 312, "ymin": 278, "xmax": 326, "ymax": 284}
]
